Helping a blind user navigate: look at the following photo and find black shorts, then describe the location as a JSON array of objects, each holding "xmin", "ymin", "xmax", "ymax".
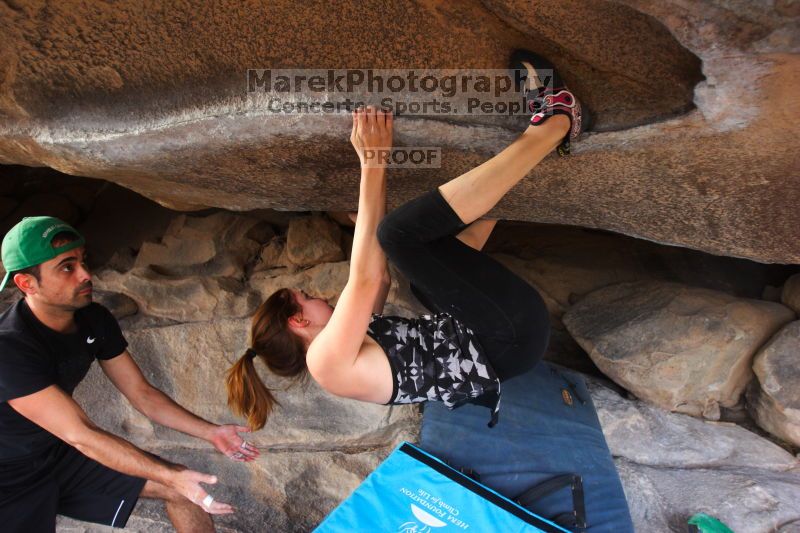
[{"xmin": 0, "ymin": 441, "xmax": 147, "ymax": 533}]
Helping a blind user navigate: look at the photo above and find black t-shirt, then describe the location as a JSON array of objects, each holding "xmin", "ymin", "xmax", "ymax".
[{"xmin": 0, "ymin": 299, "xmax": 127, "ymax": 464}]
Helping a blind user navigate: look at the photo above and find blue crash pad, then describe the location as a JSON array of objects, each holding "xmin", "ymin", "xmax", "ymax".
[{"xmin": 420, "ymin": 362, "xmax": 634, "ymax": 532}]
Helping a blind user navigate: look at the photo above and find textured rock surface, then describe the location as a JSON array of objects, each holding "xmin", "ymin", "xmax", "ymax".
[
  {"xmin": 483, "ymin": 222, "xmax": 791, "ymax": 318},
  {"xmin": 617, "ymin": 460, "xmax": 800, "ymax": 533},
  {"xmin": 88, "ymin": 205, "xmax": 272, "ymax": 323},
  {"xmin": 250, "ymin": 261, "xmax": 351, "ymax": 306},
  {"xmin": 254, "ymin": 236, "xmax": 293, "ymax": 271},
  {"xmin": 485, "ymin": 221, "xmax": 798, "ymax": 375},
  {"xmin": 590, "ymin": 378, "xmax": 797, "ymax": 471},
  {"xmin": 57, "ymin": 448, "xmax": 392, "ymax": 532},
  {"xmin": 563, "ymin": 281, "xmax": 796, "ymax": 419},
  {"xmin": 748, "ymin": 320, "xmax": 800, "ymax": 447},
  {"xmin": 133, "ymin": 212, "xmax": 268, "ymax": 278},
  {"xmin": 782, "ymin": 273, "xmax": 800, "ymax": 314},
  {"xmin": 94, "ymin": 268, "xmax": 261, "ymax": 323},
  {"xmin": 285, "ymin": 215, "xmax": 344, "ymax": 267},
  {"xmin": 589, "ymin": 378, "xmax": 800, "ymax": 532},
  {"xmin": 0, "ymin": 2, "xmax": 798, "ymax": 263}
]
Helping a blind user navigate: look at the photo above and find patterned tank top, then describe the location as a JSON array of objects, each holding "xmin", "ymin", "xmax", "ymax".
[{"xmin": 366, "ymin": 312, "xmax": 501, "ymax": 427}]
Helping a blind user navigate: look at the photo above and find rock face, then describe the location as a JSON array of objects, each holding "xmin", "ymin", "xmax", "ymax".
[
  {"xmin": 285, "ymin": 215, "xmax": 344, "ymax": 267},
  {"xmin": 91, "ymin": 211, "xmax": 275, "ymax": 322},
  {"xmin": 748, "ymin": 320, "xmax": 800, "ymax": 447},
  {"xmin": 0, "ymin": 2, "xmax": 798, "ymax": 264},
  {"xmin": 782, "ymin": 273, "xmax": 800, "ymax": 314},
  {"xmin": 589, "ymin": 377, "xmax": 800, "ymax": 533},
  {"xmin": 94, "ymin": 268, "xmax": 261, "ymax": 323},
  {"xmin": 134, "ymin": 212, "xmax": 270, "ymax": 277},
  {"xmin": 563, "ymin": 281, "xmax": 796, "ymax": 419},
  {"xmin": 250, "ymin": 262, "xmax": 351, "ymax": 307}
]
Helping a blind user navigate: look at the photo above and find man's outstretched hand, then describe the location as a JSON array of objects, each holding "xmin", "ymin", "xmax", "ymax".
[
  {"xmin": 171, "ymin": 468, "xmax": 235, "ymax": 515},
  {"xmin": 208, "ymin": 424, "xmax": 260, "ymax": 462}
]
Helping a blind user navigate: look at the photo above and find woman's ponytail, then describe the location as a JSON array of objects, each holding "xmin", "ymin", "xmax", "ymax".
[
  {"xmin": 225, "ymin": 288, "xmax": 308, "ymax": 430},
  {"xmin": 226, "ymin": 350, "xmax": 278, "ymax": 431}
]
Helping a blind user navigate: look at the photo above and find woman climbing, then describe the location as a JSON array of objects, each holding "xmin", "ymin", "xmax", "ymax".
[{"xmin": 226, "ymin": 52, "xmax": 589, "ymax": 430}]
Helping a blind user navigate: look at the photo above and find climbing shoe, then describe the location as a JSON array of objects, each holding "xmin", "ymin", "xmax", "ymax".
[{"xmin": 510, "ymin": 49, "xmax": 592, "ymax": 156}]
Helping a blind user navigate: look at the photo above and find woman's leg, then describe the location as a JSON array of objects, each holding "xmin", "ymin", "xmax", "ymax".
[
  {"xmin": 377, "ymin": 54, "xmax": 586, "ymax": 377},
  {"xmin": 377, "ymin": 114, "xmax": 567, "ymax": 378},
  {"xmin": 380, "ymin": 204, "xmax": 550, "ymax": 379},
  {"xmin": 456, "ymin": 219, "xmax": 498, "ymax": 252},
  {"xmin": 410, "ymin": 219, "xmax": 497, "ymax": 314},
  {"xmin": 438, "ymin": 115, "xmax": 569, "ymax": 225},
  {"xmin": 378, "ymin": 197, "xmax": 550, "ymax": 381},
  {"xmin": 377, "ymin": 116, "xmax": 569, "ymax": 249}
]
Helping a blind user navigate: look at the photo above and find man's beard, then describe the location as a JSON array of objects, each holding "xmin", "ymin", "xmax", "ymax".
[{"xmin": 69, "ymin": 282, "xmax": 93, "ymax": 309}]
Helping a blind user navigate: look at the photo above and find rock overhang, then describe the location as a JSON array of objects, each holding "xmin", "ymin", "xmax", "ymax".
[{"xmin": 0, "ymin": 0, "xmax": 797, "ymax": 263}]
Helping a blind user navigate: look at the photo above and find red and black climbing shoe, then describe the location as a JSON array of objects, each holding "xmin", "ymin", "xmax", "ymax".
[{"xmin": 510, "ymin": 49, "xmax": 592, "ymax": 156}]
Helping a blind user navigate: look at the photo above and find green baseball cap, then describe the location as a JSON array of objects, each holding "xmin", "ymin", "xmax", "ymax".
[{"xmin": 1, "ymin": 216, "xmax": 86, "ymax": 291}]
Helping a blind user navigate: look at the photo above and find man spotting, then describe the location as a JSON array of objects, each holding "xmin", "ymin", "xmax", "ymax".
[{"xmin": 0, "ymin": 216, "xmax": 260, "ymax": 532}]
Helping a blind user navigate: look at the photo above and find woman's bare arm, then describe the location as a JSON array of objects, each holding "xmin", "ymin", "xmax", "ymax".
[
  {"xmin": 347, "ymin": 107, "xmax": 392, "ymax": 282},
  {"xmin": 307, "ymin": 107, "xmax": 393, "ymax": 388},
  {"xmin": 347, "ymin": 211, "xmax": 392, "ymax": 314}
]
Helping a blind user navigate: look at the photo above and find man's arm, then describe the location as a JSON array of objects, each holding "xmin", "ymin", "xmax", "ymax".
[
  {"xmin": 99, "ymin": 351, "xmax": 258, "ymax": 462},
  {"xmin": 8, "ymin": 385, "xmax": 233, "ymax": 513}
]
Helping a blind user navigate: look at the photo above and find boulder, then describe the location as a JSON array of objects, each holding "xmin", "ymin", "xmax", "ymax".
[
  {"xmin": 285, "ymin": 215, "xmax": 344, "ymax": 267},
  {"xmin": 134, "ymin": 212, "xmax": 266, "ymax": 278},
  {"xmin": 489, "ymin": 253, "xmax": 564, "ymax": 316},
  {"xmin": 487, "ymin": 223, "xmax": 790, "ymax": 314},
  {"xmin": 589, "ymin": 377, "xmax": 800, "ymax": 532},
  {"xmin": 616, "ymin": 460, "xmax": 800, "ymax": 533},
  {"xmin": 302, "ymin": 262, "xmax": 350, "ymax": 305},
  {"xmin": 589, "ymin": 378, "xmax": 796, "ymax": 471},
  {"xmin": 77, "ymin": 182, "xmax": 178, "ymax": 267},
  {"xmin": 0, "ymin": 2, "xmax": 797, "ymax": 263},
  {"xmin": 253, "ymin": 236, "xmax": 295, "ymax": 272},
  {"xmin": 781, "ymin": 273, "xmax": 800, "ymax": 314},
  {"xmin": 68, "ymin": 314, "xmax": 419, "ymax": 531},
  {"xmin": 250, "ymin": 261, "xmax": 350, "ymax": 307},
  {"xmin": 94, "ymin": 268, "xmax": 260, "ymax": 323},
  {"xmin": 92, "ymin": 290, "xmax": 138, "ymax": 320},
  {"xmin": 747, "ymin": 320, "xmax": 800, "ymax": 447},
  {"xmin": 563, "ymin": 281, "xmax": 795, "ymax": 419},
  {"xmin": 74, "ymin": 215, "xmax": 417, "ymax": 528}
]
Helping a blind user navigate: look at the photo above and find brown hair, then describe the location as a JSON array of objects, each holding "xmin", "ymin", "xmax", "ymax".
[{"xmin": 225, "ymin": 288, "xmax": 308, "ymax": 430}]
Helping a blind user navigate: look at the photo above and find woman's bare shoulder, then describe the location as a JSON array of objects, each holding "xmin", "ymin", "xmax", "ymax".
[{"xmin": 308, "ymin": 335, "xmax": 393, "ymax": 403}]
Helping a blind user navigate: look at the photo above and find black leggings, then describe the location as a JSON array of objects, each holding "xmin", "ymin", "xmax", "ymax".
[{"xmin": 377, "ymin": 188, "xmax": 550, "ymax": 381}]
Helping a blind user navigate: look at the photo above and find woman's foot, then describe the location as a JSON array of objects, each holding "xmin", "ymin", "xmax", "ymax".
[{"xmin": 510, "ymin": 50, "xmax": 591, "ymax": 156}]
